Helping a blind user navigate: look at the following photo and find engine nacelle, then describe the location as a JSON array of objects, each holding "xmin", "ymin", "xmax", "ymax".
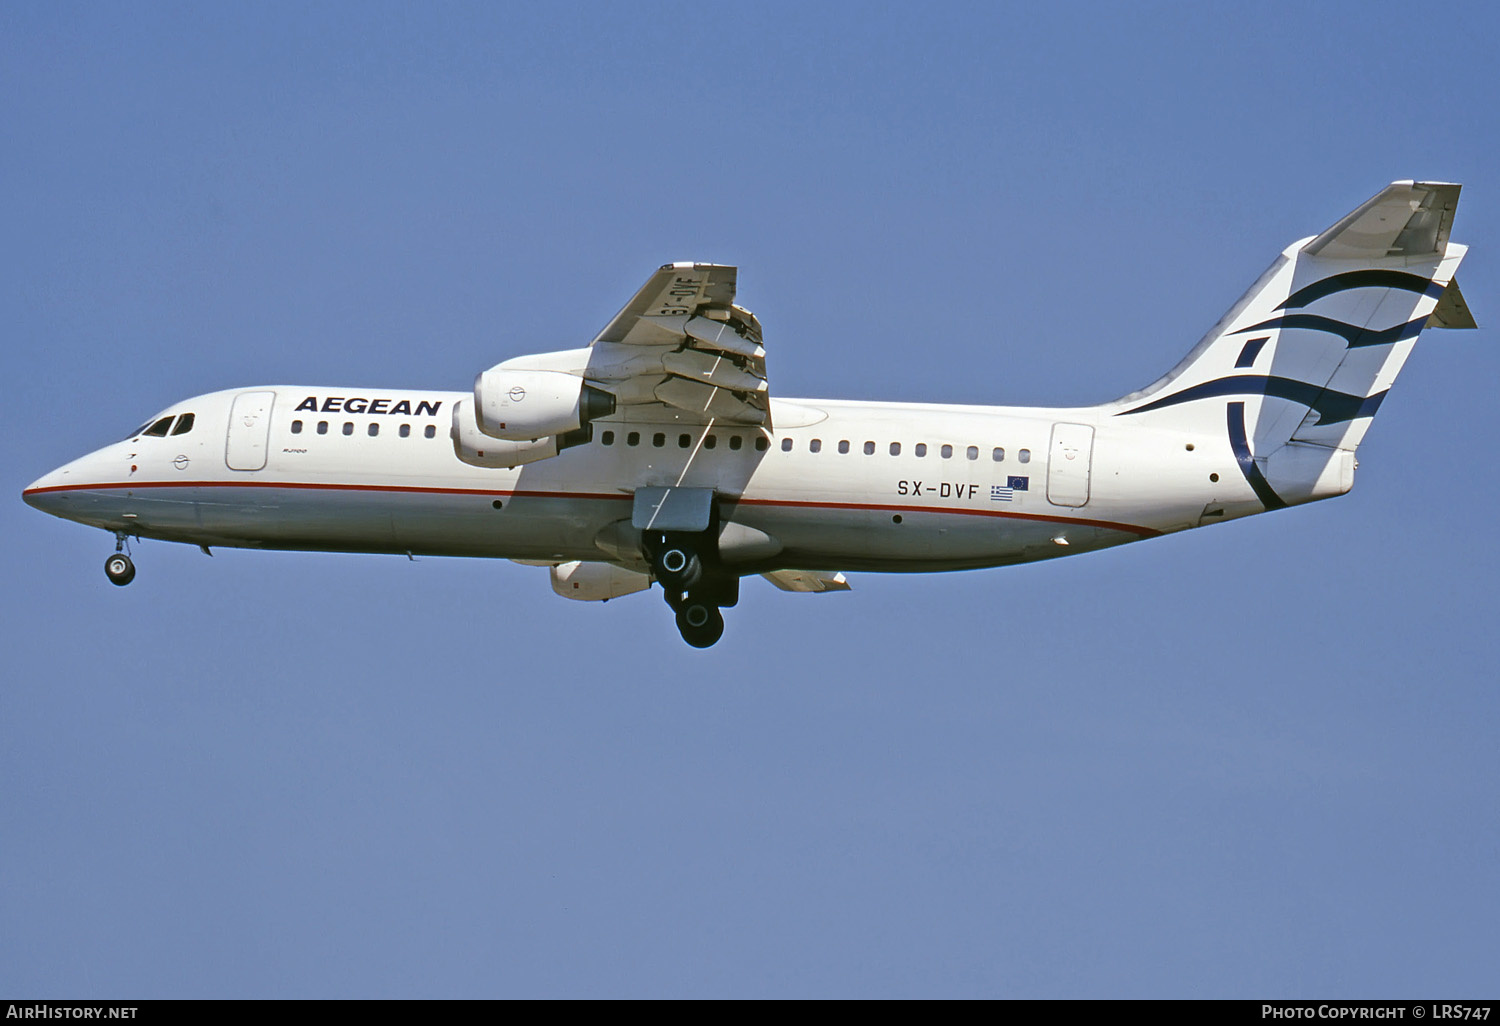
[
  {"xmin": 474, "ymin": 367, "xmax": 615, "ymax": 441},
  {"xmin": 451, "ymin": 397, "xmax": 589, "ymax": 468},
  {"xmin": 550, "ymin": 561, "xmax": 653, "ymax": 602}
]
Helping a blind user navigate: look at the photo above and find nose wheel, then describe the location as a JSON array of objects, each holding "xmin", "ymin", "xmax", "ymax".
[{"xmin": 104, "ymin": 552, "xmax": 136, "ymax": 586}]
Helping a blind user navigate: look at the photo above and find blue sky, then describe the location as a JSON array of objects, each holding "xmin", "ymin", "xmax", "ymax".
[{"xmin": 4, "ymin": 1, "xmax": 1497, "ymax": 998}]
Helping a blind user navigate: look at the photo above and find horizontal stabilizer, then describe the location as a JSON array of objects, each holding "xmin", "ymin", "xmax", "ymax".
[
  {"xmin": 1426, "ymin": 278, "xmax": 1477, "ymax": 329},
  {"xmin": 1305, "ymin": 181, "xmax": 1459, "ymax": 261},
  {"xmin": 761, "ymin": 569, "xmax": 851, "ymax": 593}
]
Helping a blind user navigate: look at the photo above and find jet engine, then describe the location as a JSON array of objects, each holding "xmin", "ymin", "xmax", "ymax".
[
  {"xmin": 550, "ymin": 561, "xmax": 653, "ymax": 602},
  {"xmin": 450, "ymin": 398, "xmax": 591, "ymax": 469},
  {"xmin": 474, "ymin": 367, "xmax": 615, "ymax": 441}
]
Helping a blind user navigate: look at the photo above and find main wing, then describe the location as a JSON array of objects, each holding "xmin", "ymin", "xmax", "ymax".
[{"xmin": 584, "ymin": 263, "xmax": 770, "ymax": 426}]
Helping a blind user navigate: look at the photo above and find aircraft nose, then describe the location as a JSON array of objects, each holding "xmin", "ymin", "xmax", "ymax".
[{"xmin": 23, "ymin": 464, "xmax": 78, "ymax": 515}]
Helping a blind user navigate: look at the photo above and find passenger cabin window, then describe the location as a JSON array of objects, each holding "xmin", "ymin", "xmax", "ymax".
[
  {"xmin": 342, "ymin": 422, "xmax": 354, "ymax": 436},
  {"xmin": 627, "ymin": 432, "xmax": 640, "ymax": 446},
  {"xmin": 291, "ymin": 420, "xmax": 303, "ymax": 434},
  {"xmin": 889, "ymin": 442, "xmax": 900, "ymax": 456},
  {"xmin": 941, "ymin": 444, "xmax": 953, "ymax": 459},
  {"xmin": 652, "ymin": 432, "xmax": 665, "ymax": 447},
  {"xmin": 967, "ymin": 446, "xmax": 979, "ymax": 461},
  {"xmin": 171, "ymin": 413, "xmax": 195, "ymax": 435},
  {"xmin": 729, "ymin": 435, "xmax": 743, "ymax": 451},
  {"xmin": 317, "ymin": 421, "xmax": 329, "ymax": 435},
  {"xmin": 810, "ymin": 439, "xmax": 822, "ymax": 453},
  {"xmin": 704, "ymin": 435, "xmax": 717, "ymax": 449},
  {"xmin": 424, "ymin": 425, "xmax": 436, "ymax": 439},
  {"xmin": 679, "ymin": 433, "xmax": 691, "ymax": 448},
  {"xmin": 755, "ymin": 436, "xmax": 768, "ymax": 451},
  {"xmin": 143, "ymin": 417, "xmax": 173, "ymax": 437},
  {"xmin": 368, "ymin": 423, "xmax": 379, "ymax": 437},
  {"xmin": 781, "ymin": 437, "xmax": 793, "ymax": 452},
  {"xmin": 601, "ymin": 430, "xmax": 615, "ymax": 445},
  {"xmin": 915, "ymin": 443, "xmax": 927, "ymax": 457},
  {"xmin": 992, "ymin": 447, "xmax": 1005, "ymax": 462},
  {"xmin": 400, "ymin": 424, "xmax": 411, "ymax": 438},
  {"xmin": 1018, "ymin": 448, "xmax": 1031, "ymax": 463},
  {"xmin": 838, "ymin": 440, "xmax": 850, "ymax": 454},
  {"xmin": 863, "ymin": 441, "xmax": 875, "ymax": 455}
]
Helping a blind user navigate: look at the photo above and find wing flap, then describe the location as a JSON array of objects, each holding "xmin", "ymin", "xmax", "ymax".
[
  {"xmin": 685, "ymin": 315, "xmax": 765, "ymax": 359},
  {"xmin": 661, "ymin": 349, "xmax": 768, "ymax": 394},
  {"xmin": 653, "ymin": 378, "xmax": 767, "ymax": 424}
]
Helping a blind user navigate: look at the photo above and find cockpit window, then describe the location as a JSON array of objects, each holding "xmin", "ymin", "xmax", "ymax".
[
  {"xmin": 143, "ymin": 417, "xmax": 174, "ymax": 437},
  {"xmin": 170, "ymin": 413, "xmax": 195, "ymax": 435}
]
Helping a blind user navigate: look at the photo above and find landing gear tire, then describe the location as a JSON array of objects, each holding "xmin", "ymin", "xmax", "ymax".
[
  {"xmin": 654, "ymin": 542, "xmax": 702, "ymax": 591},
  {"xmin": 675, "ymin": 601, "xmax": 724, "ymax": 649},
  {"xmin": 104, "ymin": 553, "xmax": 136, "ymax": 587}
]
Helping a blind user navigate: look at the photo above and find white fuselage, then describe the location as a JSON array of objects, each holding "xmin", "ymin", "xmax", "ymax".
[{"xmin": 23, "ymin": 385, "xmax": 1262, "ymax": 574}]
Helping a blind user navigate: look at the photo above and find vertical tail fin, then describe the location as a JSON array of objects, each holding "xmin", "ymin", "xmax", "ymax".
[{"xmin": 1112, "ymin": 181, "xmax": 1473, "ymax": 506}]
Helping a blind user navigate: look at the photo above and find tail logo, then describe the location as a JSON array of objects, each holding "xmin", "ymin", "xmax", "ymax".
[
  {"xmin": 1226, "ymin": 401, "xmax": 1286, "ymax": 510},
  {"xmin": 1275, "ymin": 270, "xmax": 1445, "ymax": 311},
  {"xmin": 1117, "ymin": 270, "xmax": 1440, "ymax": 423},
  {"xmin": 1230, "ymin": 312, "xmax": 1426, "ymax": 349},
  {"xmin": 1119, "ymin": 375, "xmax": 1385, "ymax": 426}
]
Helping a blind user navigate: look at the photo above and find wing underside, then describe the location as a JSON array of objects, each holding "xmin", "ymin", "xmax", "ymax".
[{"xmin": 585, "ymin": 263, "xmax": 770, "ymax": 427}]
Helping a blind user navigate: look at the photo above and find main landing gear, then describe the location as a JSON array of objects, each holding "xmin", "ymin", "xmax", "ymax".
[
  {"xmin": 104, "ymin": 532, "xmax": 136, "ymax": 586},
  {"xmin": 672, "ymin": 595, "xmax": 724, "ymax": 649},
  {"xmin": 645, "ymin": 531, "xmax": 737, "ymax": 648}
]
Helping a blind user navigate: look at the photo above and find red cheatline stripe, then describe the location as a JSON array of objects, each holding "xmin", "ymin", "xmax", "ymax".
[
  {"xmin": 731, "ymin": 497, "xmax": 1159, "ymax": 536},
  {"xmin": 24, "ymin": 479, "xmax": 629, "ymax": 501},
  {"xmin": 23, "ymin": 479, "xmax": 1160, "ymax": 538}
]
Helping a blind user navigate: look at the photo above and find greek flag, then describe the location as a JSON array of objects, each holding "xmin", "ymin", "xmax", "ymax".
[{"xmin": 992, "ymin": 476, "xmax": 1029, "ymax": 502}]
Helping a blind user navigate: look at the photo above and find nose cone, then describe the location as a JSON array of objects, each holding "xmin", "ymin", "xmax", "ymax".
[{"xmin": 23, "ymin": 465, "xmax": 73, "ymax": 515}]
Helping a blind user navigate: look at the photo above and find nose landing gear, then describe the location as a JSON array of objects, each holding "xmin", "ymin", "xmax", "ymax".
[
  {"xmin": 104, "ymin": 552, "xmax": 135, "ymax": 586},
  {"xmin": 105, "ymin": 531, "xmax": 136, "ymax": 586}
]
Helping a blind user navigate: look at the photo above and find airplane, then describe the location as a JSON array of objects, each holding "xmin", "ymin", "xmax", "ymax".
[{"xmin": 23, "ymin": 181, "xmax": 1476, "ymax": 647}]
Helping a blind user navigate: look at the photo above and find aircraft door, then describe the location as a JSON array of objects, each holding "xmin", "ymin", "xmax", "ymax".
[
  {"xmin": 226, "ymin": 390, "xmax": 276, "ymax": 471},
  {"xmin": 1046, "ymin": 423, "xmax": 1093, "ymax": 507}
]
